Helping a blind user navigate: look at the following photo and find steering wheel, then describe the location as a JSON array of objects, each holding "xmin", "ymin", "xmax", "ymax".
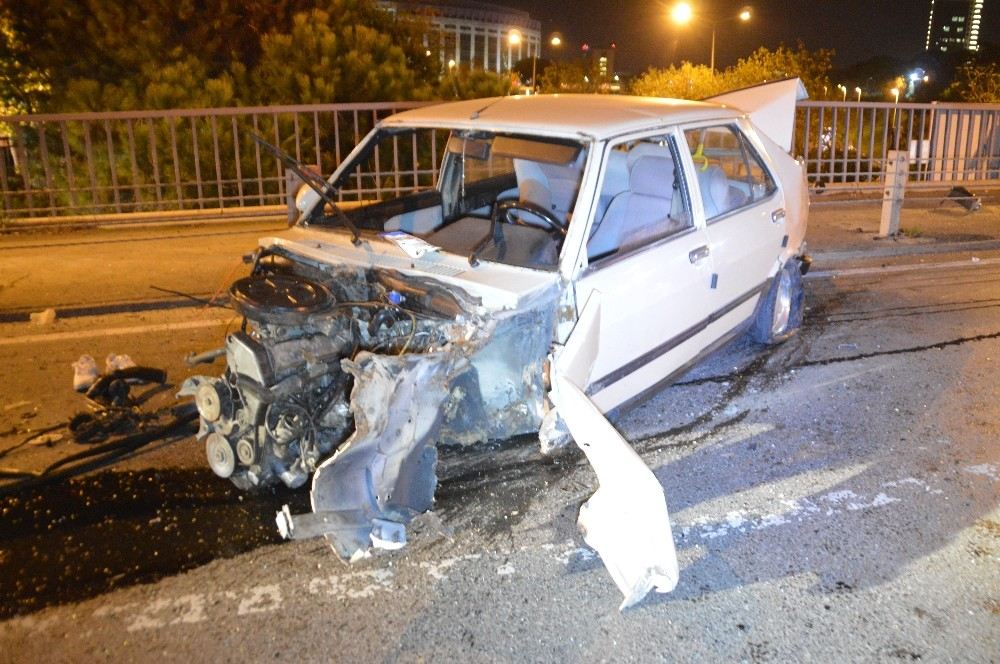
[{"xmin": 494, "ymin": 199, "xmax": 567, "ymax": 237}]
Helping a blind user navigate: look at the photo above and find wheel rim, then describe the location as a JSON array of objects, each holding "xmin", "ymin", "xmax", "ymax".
[{"xmin": 771, "ymin": 269, "xmax": 792, "ymax": 336}]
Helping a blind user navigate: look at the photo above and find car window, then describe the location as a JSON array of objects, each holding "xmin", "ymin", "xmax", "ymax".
[
  {"xmin": 587, "ymin": 136, "xmax": 693, "ymax": 262},
  {"xmin": 683, "ymin": 125, "xmax": 777, "ymax": 220}
]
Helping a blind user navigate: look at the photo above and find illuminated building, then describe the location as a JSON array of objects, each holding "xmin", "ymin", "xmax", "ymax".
[
  {"xmin": 378, "ymin": 0, "xmax": 541, "ymax": 72},
  {"xmin": 925, "ymin": 0, "xmax": 984, "ymax": 52}
]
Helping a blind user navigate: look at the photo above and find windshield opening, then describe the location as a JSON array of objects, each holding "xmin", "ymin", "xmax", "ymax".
[{"xmin": 307, "ymin": 127, "xmax": 589, "ymax": 271}]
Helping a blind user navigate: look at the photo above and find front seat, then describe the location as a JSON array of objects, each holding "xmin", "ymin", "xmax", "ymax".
[{"xmin": 588, "ymin": 155, "xmax": 675, "ymax": 259}]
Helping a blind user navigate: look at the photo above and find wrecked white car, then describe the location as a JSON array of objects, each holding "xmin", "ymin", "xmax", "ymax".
[{"xmin": 182, "ymin": 80, "xmax": 810, "ymax": 608}]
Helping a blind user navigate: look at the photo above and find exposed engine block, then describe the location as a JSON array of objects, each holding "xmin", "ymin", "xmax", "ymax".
[{"xmin": 181, "ymin": 267, "xmax": 454, "ymax": 490}]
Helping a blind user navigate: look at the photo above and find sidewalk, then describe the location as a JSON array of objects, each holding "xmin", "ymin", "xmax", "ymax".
[{"xmin": 807, "ymin": 198, "xmax": 1000, "ymax": 265}]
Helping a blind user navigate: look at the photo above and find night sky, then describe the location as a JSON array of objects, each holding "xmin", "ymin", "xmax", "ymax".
[{"xmin": 498, "ymin": 0, "xmax": 1000, "ymax": 73}]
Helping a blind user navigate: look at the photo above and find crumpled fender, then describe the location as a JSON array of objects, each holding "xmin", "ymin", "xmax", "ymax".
[
  {"xmin": 549, "ymin": 291, "xmax": 679, "ymax": 609},
  {"xmin": 278, "ymin": 350, "xmax": 466, "ymax": 560}
]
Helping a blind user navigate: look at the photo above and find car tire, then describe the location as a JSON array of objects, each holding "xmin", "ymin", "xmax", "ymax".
[{"xmin": 751, "ymin": 259, "xmax": 804, "ymax": 345}]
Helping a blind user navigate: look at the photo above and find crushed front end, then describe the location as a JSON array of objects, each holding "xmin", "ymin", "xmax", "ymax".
[{"xmin": 182, "ymin": 244, "xmax": 556, "ymax": 559}]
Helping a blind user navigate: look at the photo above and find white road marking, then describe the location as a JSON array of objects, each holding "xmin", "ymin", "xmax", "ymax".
[
  {"xmin": 965, "ymin": 464, "xmax": 999, "ymax": 481},
  {"xmin": 419, "ymin": 553, "xmax": 481, "ymax": 580},
  {"xmin": 237, "ymin": 585, "xmax": 283, "ymax": 616},
  {"xmin": 807, "ymin": 255, "xmax": 1000, "ymax": 280},
  {"xmin": 308, "ymin": 569, "xmax": 394, "ymax": 600},
  {"xmin": 677, "ymin": 477, "xmax": 937, "ymax": 542},
  {"xmin": 0, "ymin": 318, "xmax": 234, "ymax": 347}
]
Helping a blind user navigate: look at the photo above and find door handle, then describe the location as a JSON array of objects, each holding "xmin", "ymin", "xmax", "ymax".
[
  {"xmin": 688, "ymin": 245, "xmax": 710, "ymax": 264},
  {"xmin": 771, "ymin": 208, "xmax": 786, "ymax": 224}
]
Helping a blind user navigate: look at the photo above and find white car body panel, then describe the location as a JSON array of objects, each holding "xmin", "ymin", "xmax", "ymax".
[
  {"xmin": 706, "ymin": 78, "xmax": 809, "ymax": 153},
  {"xmin": 575, "ymin": 227, "xmax": 716, "ymax": 413},
  {"xmin": 264, "ymin": 229, "xmax": 560, "ymax": 311}
]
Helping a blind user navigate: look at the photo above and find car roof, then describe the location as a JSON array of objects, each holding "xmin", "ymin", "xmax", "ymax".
[{"xmin": 380, "ymin": 94, "xmax": 744, "ymax": 140}]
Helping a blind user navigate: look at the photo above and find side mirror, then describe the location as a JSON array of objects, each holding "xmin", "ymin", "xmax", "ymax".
[{"xmin": 285, "ymin": 165, "xmax": 323, "ymax": 224}]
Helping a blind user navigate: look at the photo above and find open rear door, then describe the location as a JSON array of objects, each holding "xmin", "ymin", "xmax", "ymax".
[{"xmin": 706, "ymin": 78, "xmax": 808, "ymax": 153}]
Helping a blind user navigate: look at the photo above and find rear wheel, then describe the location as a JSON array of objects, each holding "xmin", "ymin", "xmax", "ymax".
[{"xmin": 751, "ymin": 260, "xmax": 804, "ymax": 344}]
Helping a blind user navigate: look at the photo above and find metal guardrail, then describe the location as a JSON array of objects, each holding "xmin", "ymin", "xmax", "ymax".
[
  {"xmin": 794, "ymin": 100, "xmax": 1000, "ymax": 192},
  {"xmin": 4, "ymin": 99, "xmax": 1000, "ymax": 219},
  {"xmin": 0, "ymin": 102, "xmax": 434, "ymax": 219}
]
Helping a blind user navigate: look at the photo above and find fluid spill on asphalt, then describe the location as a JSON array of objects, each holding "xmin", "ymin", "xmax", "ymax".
[{"xmin": 0, "ymin": 468, "xmax": 309, "ymax": 619}]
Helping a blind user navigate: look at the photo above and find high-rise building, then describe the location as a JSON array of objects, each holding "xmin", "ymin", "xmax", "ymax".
[{"xmin": 925, "ymin": 0, "xmax": 984, "ymax": 53}]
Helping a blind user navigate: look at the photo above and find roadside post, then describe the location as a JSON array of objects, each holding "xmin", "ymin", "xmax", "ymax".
[{"xmin": 879, "ymin": 150, "xmax": 909, "ymax": 237}]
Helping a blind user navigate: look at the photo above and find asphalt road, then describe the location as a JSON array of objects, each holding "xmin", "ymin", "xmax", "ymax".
[{"xmin": 1, "ymin": 224, "xmax": 999, "ymax": 662}]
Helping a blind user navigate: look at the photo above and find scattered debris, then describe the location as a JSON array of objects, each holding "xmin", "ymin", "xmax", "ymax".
[
  {"xmin": 27, "ymin": 432, "xmax": 63, "ymax": 447},
  {"xmin": 29, "ymin": 308, "xmax": 56, "ymax": 326},
  {"xmin": 185, "ymin": 348, "xmax": 226, "ymax": 367},
  {"xmin": 104, "ymin": 353, "xmax": 136, "ymax": 373},
  {"xmin": 944, "ymin": 185, "xmax": 982, "ymax": 212},
  {"xmin": 837, "ymin": 343, "xmax": 859, "ymax": 351},
  {"xmin": 2, "ymin": 400, "xmax": 32, "ymax": 412},
  {"xmin": 85, "ymin": 366, "xmax": 168, "ymax": 408},
  {"xmin": 1, "ymin": 358, "xmax": 196, "ymax": 496},
  {"xmin": 72, "ymin": 355, "xmax": 99, "ymax": 392}
]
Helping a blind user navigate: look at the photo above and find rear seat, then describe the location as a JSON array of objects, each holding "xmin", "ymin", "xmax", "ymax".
[{"xmin": 697, "ymin": 165, "xmax": 747, "ymax": 219}]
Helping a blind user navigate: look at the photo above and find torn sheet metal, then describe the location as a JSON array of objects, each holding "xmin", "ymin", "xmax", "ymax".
[
  {"xmin": 549, "ymin": 292, "xmax": 679, "ymax": 609},
  {"xmin": 278, "ymin": 350, "xmax": 466, "ymax": 561}
]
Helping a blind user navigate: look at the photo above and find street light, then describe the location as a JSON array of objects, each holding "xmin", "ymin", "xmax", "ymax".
[
  {"xmin": 855, "ymin": 86, "xmax": 862, "ymax": 102},
  {"xmin": 531, "ymin": 33, "xmax": 563, "ymax": 93},
  {"xmin": 507, "ymin": 29, "xmax": 522, "ymax": 74},
  {"xmin": 890, "ymin": 86, "xmax": 901, "ymax": 128},
  {"xmin": 837, "ymin": 84, "xmax": 847, "ymax": 102},
  {"xmin": 671, "ymin": 2, "xmax": 694, "ymax": 25},
  {"xmin": 670, "ymin": 3, "xmax": 751, "ymax": 74}
]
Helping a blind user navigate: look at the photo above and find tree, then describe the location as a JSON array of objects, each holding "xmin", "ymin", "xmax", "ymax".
[
  {"xmin": 630, "ymin": 44, "xmax": 834, "ymax": 100},
  {"xmin": 946, "ymin": 62, "xmax": 1000, "ymax": 102},
  {"xmin": 436, "ymin": 67, "xmax": 513, "ymax": 100},
  {"xmin": 0, "ymin": 0, "xmax": 439, "ymax": 111},
  {"xmin": 733, "ymin": 44, "xmax": 833, "ymax": 99},
  {"xmin": 252, "ymin": 7, "xmax": 433, "ymax": 104},
  {"xmin": 538, "ymin": 60, "xmax": 604, "ymax": 94},
  {"xmin": 630, "ymin": 62, "xmax": 721, "ymax": 99},
  {"xmin": 0, "ymin": 10, "xmax": 48, "ymax": 114}
]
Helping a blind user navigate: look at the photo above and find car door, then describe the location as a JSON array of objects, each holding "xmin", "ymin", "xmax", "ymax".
[
  {"xmin": 573, "ymin": 131, "xmax": 718, "ymax": 413},
  {"xmin": 681, "ymin": 122, "xmax": 787, "ymax": 320}
]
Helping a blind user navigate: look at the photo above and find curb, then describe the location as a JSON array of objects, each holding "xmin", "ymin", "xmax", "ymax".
[{"xmin": 810, "ymin": 238, "xmax": 1000, "ymax": 266}]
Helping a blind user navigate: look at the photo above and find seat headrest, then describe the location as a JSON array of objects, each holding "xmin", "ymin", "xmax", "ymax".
[
  {"xmin": 626, "ymin": 142, "xmax": 672, "ymax": 169},
  {"xmin": 705, "ymin": 165, "xmax": 730, "ymax": 203},
  {"xmin": 629, "ymin": 156, "xmax": 674, "ymax": 198}
]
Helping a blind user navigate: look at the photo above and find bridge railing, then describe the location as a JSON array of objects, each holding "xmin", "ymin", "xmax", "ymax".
[
  {"xmin": 0, "ymin": 102, "xmax": 433, "ymax": 219},
  {"xmin": 794, "ymin": 100, "xmax": 1000, "ymax": 192},
  {"xmin": 4, "ymin": 99, "xmax": 1000, "ymax": 220}
]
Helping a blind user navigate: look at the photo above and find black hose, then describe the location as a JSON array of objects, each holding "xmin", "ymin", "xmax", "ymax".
[{"xmin": 0, "ymin": 404, "xmax": 199, "ymax": 497}]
